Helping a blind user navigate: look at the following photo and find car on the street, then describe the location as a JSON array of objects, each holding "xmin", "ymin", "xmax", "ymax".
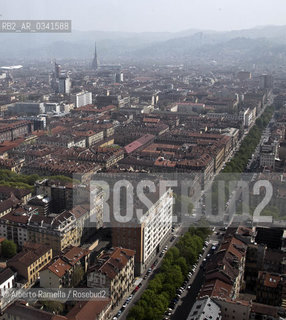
[
  {"xmin": 132, "ymin": 285, "xmax": 140, "ymax": 294},
  {"xmin": 169, "ymin": 303, "xmax": 176, "ymax": 309},
  {"xmin": 116, "ymin": 310, "xmax": 122, "ymax": 317}
]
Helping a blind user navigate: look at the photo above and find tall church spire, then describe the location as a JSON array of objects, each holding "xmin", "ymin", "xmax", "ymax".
[{"xmin": 92, "ymin": 42, "xmax": 99, "ymax": 70}]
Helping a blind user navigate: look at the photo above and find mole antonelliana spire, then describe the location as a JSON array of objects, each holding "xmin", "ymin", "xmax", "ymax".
[{"xmin": 92, "ymin": 41, "xmax": 99, "ymax": 70}]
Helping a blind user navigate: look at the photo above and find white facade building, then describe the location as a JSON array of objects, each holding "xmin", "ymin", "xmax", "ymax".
[
  {"xmin": 259, "ymin": 140, "xmax": 279, "ymax": 169},
  {"xmin": 44, "ymin": 103, "xmax": 60, "ymax": 113},
  {"xmin": 72, "ymin": 91, "xmax": 92, "ymax": 108},
  {"xmin": 0, "ymin": 268, "xmax": 16, "ymax": 312},
  {"xmin": 187, "ymin": 297, "xmax": 222, "ymax": 320},
  {"xmin": 112, "ymin": 186, "xmax": 173, "ymax": 275},
  {"xmin": 142, "ymin": 189, "xmax": 173, "ymax": 264}
]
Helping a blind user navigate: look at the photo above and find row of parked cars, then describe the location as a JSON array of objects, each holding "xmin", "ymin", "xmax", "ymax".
[
  {"xmin": 113, "ymin": 282, "xmax": 143, "ymax": 320},
  {"xmin": 163, "ymin": 240, "xmax": 212, "ymax": 319},
  {"xmin": 164, "ymin": 270, "xmax": 194, "ymax": 318},
  {"xmin": 159, "ymin": 245, "xmax": 168, "ymax": 258}
]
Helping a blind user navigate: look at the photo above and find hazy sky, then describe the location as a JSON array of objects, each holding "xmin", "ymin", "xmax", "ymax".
[{"xmin": 1, "ymin": 0, "xmax": 286, "ymax": 33}]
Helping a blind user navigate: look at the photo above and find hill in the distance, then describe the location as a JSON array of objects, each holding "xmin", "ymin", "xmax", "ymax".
[{"xmin": 1, "ymin": 25, "xmax": 286, "ymax": 64}]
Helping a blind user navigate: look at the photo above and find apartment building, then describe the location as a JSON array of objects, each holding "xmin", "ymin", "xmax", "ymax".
[
  {"xmin": 3, "ymin": 299, "xmax": 112, "ymax": 320},
  {"xmin": 256, "ymin": 272, "xmax": 286, "ymax": 307},
  {"xmin": 40, "ymin": 246, "xmax": 90, "ymax": 288},
  {"xmin": 0, "ymin": 208, "xmax": 86, "ymax": 254},
  {"xmin": 259, "ymin": 140, "xmax": 278, "ymax": 170},
  {"xmin": 87, "ymin": 247, "xmax": 135, "ymax": 307},
  {"xmin": 7, "ymin": 242, "xmax": 52, "ymax": 288},
  {"xmin": 0, "ymin": 120, "xmax": 34, "ymax": 142},
  {"xmin": 213, "ymin": 298, "xmax": 251, "ymax": 320},
  {"xmin": 3, "ymin": 302, "xmax": 67, "ymax": 320},
  {"xmin": 0, "ymin": 268, "xmax": 16, "ymax": 312},
  {"xmin": 200, "ymin": 234, "xmax": 247, "ymax": 300},
  {"xmin": 187, "ymin": 297, "xmax": 222, "ymax": 320}
]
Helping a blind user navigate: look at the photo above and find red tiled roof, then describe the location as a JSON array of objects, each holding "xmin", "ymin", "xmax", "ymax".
[
  {"xmin": 62, "ymin": 246, "xmax": 90, "ymax": 266},
  {"xmin": 0, "ymin": 138, "xmax": 25, "ymax": 154},
  {"xmin": 45, "ymin": 258, "xmax": 71, "ymax": 278},
  {"xmin": 124, "ymin": 134, "xmax": 155, "ymax": 154},
  {"xmin": 66, "ymin": 299, "xmax": 111, "ymax": 320},
  {"xmin": 89, "ymin": 247, "xmax": 135, "ymax": 280},
  {"xmin": 200, "ymin": 279, "xmax": 233, "ymax": 299}
]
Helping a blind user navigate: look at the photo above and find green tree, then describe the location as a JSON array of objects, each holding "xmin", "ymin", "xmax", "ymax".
[
  {"xmin": 2, "ymin": 239, "xmax": 17, "ymax": 258},
  {"xmin": 71, "ymin": 265, "xmax": 84, "ymax": 287},
  {"xmin": 176, "ymin": 257, "xmax": 188, "ymax": 277},
  {"xmin": 168, "ymin": 246, "xmax": 180, "ymax": 261},
  {"xmin": 127, "ymin": 305, "xmax": 145, "ymax": 320},
  {"xmin": 126, "ymin": 225, "xmax": 211, "ymax": 320},
  {"xmin": 41, "ymin": 301, "xmax": 64, "ymax": 314},
  {"xmin": 162, "ymin": 283, "xmax": 176, "ymax": 299},
  {"xmin": 148, "ymin": 276, "xmax": 163, "ymax": 293}
]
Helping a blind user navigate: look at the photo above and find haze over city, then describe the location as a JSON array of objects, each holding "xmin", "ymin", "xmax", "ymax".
[
  {"xmin": 0, "ymin": 1, "xmax": 286, "ymax": 320},
  {"xmin": 2, "ymin": 0, "xmax": 286, "ymax": 32}
]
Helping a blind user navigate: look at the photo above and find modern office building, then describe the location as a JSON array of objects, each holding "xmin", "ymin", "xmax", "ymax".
[
  {"xmin": 13, "ymin": 102, "xmax": 45, "ymax": 115},
  {"xmin": 58, "ymin": 76, "xmax": 71, "ymax": 94}
]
